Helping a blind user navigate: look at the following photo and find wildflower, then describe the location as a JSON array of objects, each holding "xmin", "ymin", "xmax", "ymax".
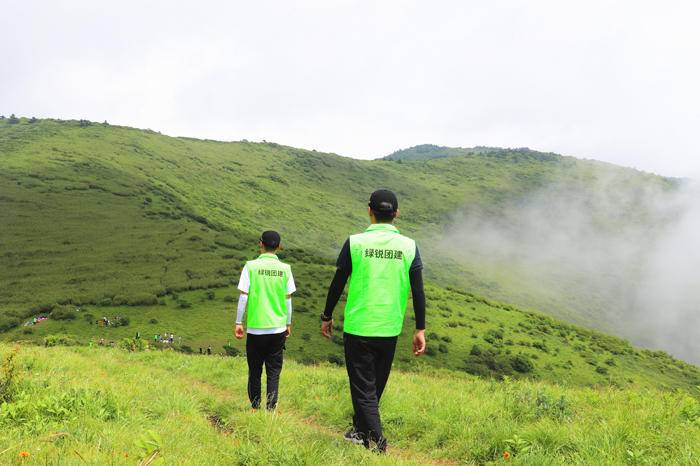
[
  {"xmin": 19, "ymin": 451, "xmax": 30, "ymax": 458},
  {"xmin": 503, "ymin": 451, "xmax": 511, "ymax": 460}
]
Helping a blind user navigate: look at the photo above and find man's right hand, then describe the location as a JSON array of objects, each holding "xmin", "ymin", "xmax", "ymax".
[
  {"xmin": 235, "ymin": 324, "xmax": 245, "ymax": 340},
  {"xmin": 413, "ymin": 329, "xmax": 426, "ymax": 356},
  {"xmin": 321, "ymin": 319, "xmax": 333, "ymax": 339}
]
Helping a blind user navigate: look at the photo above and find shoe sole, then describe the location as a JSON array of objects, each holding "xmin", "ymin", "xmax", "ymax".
[{"xmin": 343, "ymin": 436, "xmax": 364, "ymax": 445}]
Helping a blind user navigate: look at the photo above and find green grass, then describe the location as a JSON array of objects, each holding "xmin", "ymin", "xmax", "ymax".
[
  {"xmin": 4, "ymin": 281, "xmax": 699, "ymax": 393},
  {"xmin": 1, "ymin": 344, "xmax": 699, "ymax": 465}
]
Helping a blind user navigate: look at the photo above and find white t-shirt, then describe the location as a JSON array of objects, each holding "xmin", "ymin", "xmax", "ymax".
[{"xmin": 237, "ymin": 264, "xmax": 296, "ymax": 334}]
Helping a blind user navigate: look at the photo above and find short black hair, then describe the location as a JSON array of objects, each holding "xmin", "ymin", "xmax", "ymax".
[
  {"xmin": 260, "ymin": 230, "xmax": 281, "ymax": 250},
  {"xmin": 371, "ymin": 209, "xmax": 397, "ymax": 223}
]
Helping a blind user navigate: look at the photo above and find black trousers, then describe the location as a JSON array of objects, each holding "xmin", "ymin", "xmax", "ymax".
[
  {"xmin": 343, "ymin": 332, "xmax": 398, "ymax": 444},
  {"xmin": 246, "ymin": 332, "xmax": 286, "ymax": 410}
]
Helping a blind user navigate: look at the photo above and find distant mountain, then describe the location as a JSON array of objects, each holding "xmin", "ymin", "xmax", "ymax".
[{"xmin": 383, "ymin": 144, "xmax": 558, "ymax": 162}]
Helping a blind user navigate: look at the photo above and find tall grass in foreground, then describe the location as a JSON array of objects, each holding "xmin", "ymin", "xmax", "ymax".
[{"xmin": 0, "ymin": 344, "xmax": 699, "ymax": 465}]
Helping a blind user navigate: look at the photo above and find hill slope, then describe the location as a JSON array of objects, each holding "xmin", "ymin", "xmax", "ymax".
[
  {"xmin": 1, "ymin": 344, "xmax": 699, "ymax": 465},
  {"xmin": 0, "ymin": 118, "xmax": 698, "ymax": 384}
]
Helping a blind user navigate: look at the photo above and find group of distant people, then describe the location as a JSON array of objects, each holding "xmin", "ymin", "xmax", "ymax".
[
  {"xmin": 154, "ymin": 332, "xmax": 181, "ymax": 345},
  {"xmin": 98, "ymin": 316, "xmax": 124, "ymax": 327},
  {"xmin": 25, "ymin": 316, "xmax": 49, "ymax": 326}
]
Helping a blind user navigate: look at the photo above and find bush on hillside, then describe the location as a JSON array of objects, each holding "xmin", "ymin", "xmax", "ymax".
[
  {"xmin": 177, "ymin": 299, "xmax": 192, "ymax": 309},
  {"xmin": 43, "ymin": 335, "xmax": 78, "ymax": 347},
  {"xmin": 127, "ymin": 294, "xmax": 158, "ymax": 306},
  {"xmin": 327, "ymin": 354, "xmax": 344, "ymax": 366},
  {"xmin": 511, "ymin": 354, "xmax": 535, "ymax": 373},
  {"xmin": 223, "ymin": 345, "xmax": 240, "ymax": 357},
  {"xmin": 50, "ymin": 306, "xmax": 76, "ymax": 321},
  {"xmin": 0, "ymin": 317, "xmax": 20, "ymax": 333},
  {"xmin": 118, "ymin": 337, "xmax": 146, "ymax": 352},
  {"xmin": 223, "ymin": 295, "xmax": 235, "ymax": 303}
]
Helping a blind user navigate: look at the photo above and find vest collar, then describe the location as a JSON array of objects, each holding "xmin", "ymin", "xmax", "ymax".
[
  {"xmin": 257, "ymin": 253, "xmax": 279, "ymax": 260},
  {"xmin": 365, "ymin": 223, "xmax": 399, "ymax": 234}
]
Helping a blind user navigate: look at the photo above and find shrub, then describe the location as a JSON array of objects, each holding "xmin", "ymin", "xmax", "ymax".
[
  {"xmin": 179, "ymin": 345, "xmax": 194, "ymax": 354},
  {"xmin": 0, "ymin": 317, "xmax": 20, "ymax": 332},
  {"xmin": 118, "ymin": 337, "xmax": 146, "ymax": 352},
  {"xmin": 438, "ymin": 343, "xmax": 449, "ymax": 354},
  {"xmin": 223, "ymin": 295, "xmax": 235, "ymax": 303},
  {"xmin": 112, "ymin": 295, "xmax": 128, "ymax": 305},
  {"xmin": 302, "ymin": 333, "xmax": 311, "ymax": 341},
  {"xmin": 127, "ymin": 294, "xmax": 158, "ymax": 306},
  {"xmin": 511, "ymin": 354, "xmax": 534, "ymax": 373},
  {"xmin": 22, "ymin": 327, "xmax": 33, "ymax": 335},
  {"xmin": 50, "ymin": 306, "xmax": 76, "ymax": 321},
  {"xmin": 206, "ymin": 291, "xmax": 216, "ymax": 300},
  {"xmin": 83, "ymin": 313, "xmax": 95, "ymax": 323},
  {"xmin": 223, "ymin": 345, "xmax": 240, "ymax": 357},
  {"xmin": 424, "ymin": 346, "xmax": 437, "ymax": 357},
  {"xmin": 149, "ymin": 318, "xmax": 159, "ymax": 324},
  {"xmin": 470, "ymin": 345, "xmax": 483, "ymax": 356},
  {"xmin": 43, "ymin": 335, "xmax": 78, "ymax": 347},
  {"xmin": 120, "ymin": 316, "xmax": 130, "ymax": 326},
  {"xmin": 440, "ymin": 335, "xmax": 452, "ymax": 343},
  {"xmin": 0, "ymin": 348, "xmax": 19, "ymax": 402},
  {"xmin": 327, "ymin": 354, "xmax": 344, "ymax": 365},
  {"xmin": 595, "ymin": 366, "xmax": 609, "ymax": 375},
  {"xmin": 177, "ymin": 299, "xmax": 192, "ymax": 309}
]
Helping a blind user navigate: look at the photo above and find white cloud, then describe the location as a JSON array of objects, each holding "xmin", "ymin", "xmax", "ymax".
[{"xmin": 2, "ymin": 0, "xmax": 699, "ymax": 177}]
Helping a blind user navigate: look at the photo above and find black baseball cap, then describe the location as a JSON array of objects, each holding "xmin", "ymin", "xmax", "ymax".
[
  {"xmin": 368, "ymin": 189, "xmax": 398, "ymax": 213},
  {"xmin": 260, "ymin": 230, "xmax": 281, "ymax": 249}
]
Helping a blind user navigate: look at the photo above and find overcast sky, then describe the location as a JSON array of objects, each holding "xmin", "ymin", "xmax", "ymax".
[{"xmin": 2, "ymin": 1, "xmax": 699, "ymax": 178}]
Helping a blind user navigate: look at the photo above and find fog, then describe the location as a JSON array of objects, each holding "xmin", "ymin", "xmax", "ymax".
[{"xmin": 441, "ymin": 172, "xmax": 700, "ymax": 364}]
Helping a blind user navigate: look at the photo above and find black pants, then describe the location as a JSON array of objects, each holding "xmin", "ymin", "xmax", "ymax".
[
  {"xmin": 246, "ymin": 332, "xmax": 286, "ymax": 410},
  {"xmin": 343, "ymin": 332, "xmax": 398, "ymax": 445}
]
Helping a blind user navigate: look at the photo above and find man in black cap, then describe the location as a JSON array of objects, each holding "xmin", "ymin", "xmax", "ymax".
[
  {"xmin": 321, "ymin": 189, "xmax": 426, "ymax": 452},
  {"xmin": 235, "ymin": 230, "xmax": 296, "ymax": 410}
]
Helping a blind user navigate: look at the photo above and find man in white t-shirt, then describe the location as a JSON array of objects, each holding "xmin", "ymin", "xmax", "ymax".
[{"xmin": 235, "ymin": 231, "xmax": 296, "ymax": 410}]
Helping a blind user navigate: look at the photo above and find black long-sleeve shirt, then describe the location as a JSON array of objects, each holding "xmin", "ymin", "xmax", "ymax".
[{"xmin": 323, "ymin": 239, "xmax": 426, "ymax": 329}]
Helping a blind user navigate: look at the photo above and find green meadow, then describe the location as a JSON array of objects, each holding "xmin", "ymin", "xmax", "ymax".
[{"xmin": 1, "ymin": 344, "xmax": 699, "ymax": 465}]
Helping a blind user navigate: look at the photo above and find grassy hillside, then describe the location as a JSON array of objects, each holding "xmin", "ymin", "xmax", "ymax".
[
  {"xmin": 1, "ymin": 344, "xmax": 699, "ymax": 465},
  {"xmin": 1, "ymin": 117, "xmax": 699, "ymax": 392},
  {"xmin": 0, "ymin": 118, "xmax": 675, "ymax": 329}
]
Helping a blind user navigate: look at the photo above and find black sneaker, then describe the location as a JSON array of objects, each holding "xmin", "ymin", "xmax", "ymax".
[
  {"xmin": 343, "ymin": 426, "xmax": 364, "ymax": 445},
  {"xmin": 365, "ymin": 436, "xmax": 388, "ymax": 454}
]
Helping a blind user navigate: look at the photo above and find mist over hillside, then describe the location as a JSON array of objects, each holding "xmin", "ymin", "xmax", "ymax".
[{"xmin": 438, "ymin": 172, "xmax": 700, "ymax": 363}]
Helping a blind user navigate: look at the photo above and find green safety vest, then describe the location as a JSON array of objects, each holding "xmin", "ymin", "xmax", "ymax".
[
  {"xmin": 344, "ymin": 223, "xmax": 416, "ymax": 337},
  {"xmin": 245, "ymin": 253, "xmax": 291, "ymax": 328}
]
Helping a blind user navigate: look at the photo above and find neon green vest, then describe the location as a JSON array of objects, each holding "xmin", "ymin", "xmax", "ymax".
[
  {"xmin": 343, "ymin": 224, "xmax": 416, "ymax": 337},
  {"xmin": 246, "ymin": 253, "xmax": 291, "ymax": 328}
]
